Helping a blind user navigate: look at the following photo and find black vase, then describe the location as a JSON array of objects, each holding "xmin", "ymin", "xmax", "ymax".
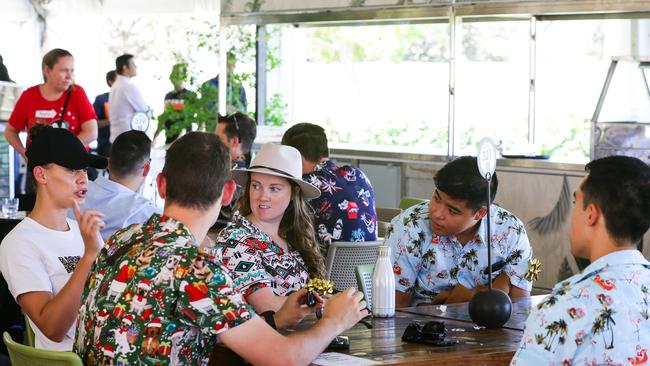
[{"xmin": 468, "ymin": 289, "xmax": 512, "ymax": 328}]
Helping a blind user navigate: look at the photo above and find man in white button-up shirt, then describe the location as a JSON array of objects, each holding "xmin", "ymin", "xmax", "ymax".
[
  {"xmin": 109, "ymin": 54, "xmax": 148, "ymax": 143},
  {"xmin": 70, "ymin": 130, "xmax": 160, "ymax": 240}
]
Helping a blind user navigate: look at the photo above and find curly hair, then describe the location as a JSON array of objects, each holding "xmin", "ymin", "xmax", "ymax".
[{"xmin": 239, "ymin": 177, "xmax": 325, "ymax": 278}]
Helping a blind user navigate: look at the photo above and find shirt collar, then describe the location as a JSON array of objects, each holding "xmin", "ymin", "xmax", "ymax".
[
  {"xmin": 94, "ymin": 176, "xmax": 134, "ymax": 195},
  {"xmin": 233, "ymin": 160, "xmax": 247, "ymax": 169},
  {"xmin": 579, "ymin": 249, "xmax": 649, "ymax": 280},
  {"xmin": 146, "ymin": 213, "xmax": 196, "ymax": 245},
  {"xmin": 315, "ymin": 159, "xmax": 335, "ymax": 172}
]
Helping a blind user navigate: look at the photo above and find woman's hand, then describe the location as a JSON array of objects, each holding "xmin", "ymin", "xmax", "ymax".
[{"xmin": 274, "ymin": 288, "xmax": 324, "ymax": 329}]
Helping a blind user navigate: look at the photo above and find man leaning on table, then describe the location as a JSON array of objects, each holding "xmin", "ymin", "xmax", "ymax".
[
  {"xmin": 511, "ymin": 155, "xmax": 650, "ymax": 365},
  {"xmin": 386, "ymin": 156, "xmax": 534, "ymax": 307}
]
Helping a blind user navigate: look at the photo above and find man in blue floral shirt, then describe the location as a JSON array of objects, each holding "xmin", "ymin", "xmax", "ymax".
[
  {"xmin": 511, "ymin": 156, "xmax": 650, "ymax": 365},
  {"xmin": 75, "ymin": 132, "xmax": 369, "ymax": 366},
  {"xmin": 282, "ymin": 123, "xmax": 377, "ymax": 247},
  {"xmin": 386, "ymin": 156, "xmax": 534, "ymax": 307}
]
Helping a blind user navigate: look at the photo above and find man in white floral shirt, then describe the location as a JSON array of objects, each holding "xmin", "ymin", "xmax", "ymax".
[
  {"xmin": 512, "ymin": 155, "xmax": 650, "ymax": 365},
  {"xmin": 386, "ymin": 156, "xmax": 534, "ymax": 307}
]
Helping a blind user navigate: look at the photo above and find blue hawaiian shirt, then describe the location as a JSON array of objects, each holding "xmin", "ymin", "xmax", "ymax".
[
  {"xmin": 386, "ymin": 202, "xmax": 533, "ymax": 305},
  {"xmin": 512, "ymin": 250, "xmax": 650, "ymax": 366},
  {"xmin": 304, "ymin": 160, "xmax": 377, "ymax": 247}
]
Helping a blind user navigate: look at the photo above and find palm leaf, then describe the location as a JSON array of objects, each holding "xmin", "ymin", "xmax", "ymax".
[{"xmin": 528, "ymin": 175, "xmax": 571, "ymax": 235}]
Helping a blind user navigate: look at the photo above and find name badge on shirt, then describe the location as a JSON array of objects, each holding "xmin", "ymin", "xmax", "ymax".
[{"xmin": 35, "ymin": 109, "xmax": 57, "ymax": 119}]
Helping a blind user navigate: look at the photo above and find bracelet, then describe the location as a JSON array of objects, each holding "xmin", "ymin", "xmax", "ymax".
[{"xmin": 260, "ymin": 310, "xmax": 276, "ymax": 329}]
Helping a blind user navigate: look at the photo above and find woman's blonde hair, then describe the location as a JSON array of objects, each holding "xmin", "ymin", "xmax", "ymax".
[{"xmin": 239, "ymin": 176, "xmax": 325, "ymax": 278}]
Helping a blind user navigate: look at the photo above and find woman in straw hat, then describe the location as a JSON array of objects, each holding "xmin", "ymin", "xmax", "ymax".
[{"xmin": 215, "ymin": 143, "xmax": 325, "ymax": 313}]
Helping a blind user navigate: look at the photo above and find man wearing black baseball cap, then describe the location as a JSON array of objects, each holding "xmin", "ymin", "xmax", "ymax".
[{"xmin": 0, "ymin": 125, "xmax": 108, "ymax": 350}]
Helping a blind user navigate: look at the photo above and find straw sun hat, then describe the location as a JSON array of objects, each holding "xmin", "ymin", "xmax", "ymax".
[{"xmin": 231, "ymin": 143, "xmax": 321, "ymax": 200}]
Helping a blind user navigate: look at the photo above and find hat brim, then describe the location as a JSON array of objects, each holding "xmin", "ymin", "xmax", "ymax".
[
  {"xmin": 232, "ymin": 167, "xmax": 321, "ymax": 200},
  {"xmin": 55, "ymin": 152, "xmax": 108, "ymax": 170}
]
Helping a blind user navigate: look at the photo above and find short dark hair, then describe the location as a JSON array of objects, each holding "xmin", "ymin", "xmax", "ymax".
[
  {"xmin": 27, "ymin": 124, "xmax": 52, "ymax": 190},
  {"xmin": 434, "ymin": 156, "xmax": 498, "ymax": 211},
  {"xmin": 582, "ymin": 156, "xmax": 650, "ymax": 245},
  {"xmin": 42, "ymin": 48, "xmax": 73, "ymax": 82},
  {"xmin": 281, "ymin": 123, "xmax": 329, "ymax": 162},
  {"xmin": 109, "ymin": 130, "xmax": 151, "ymax": 179},
  {"xmin": 106, "ymin": 70, "xmax": 117, "ymax": 85},
  {"xmin": 115, "ymin": 54, "xmax": 133, "ymax": 75},
  {"xmin": 163, "ymin": 132, "xmax": 230, "ymax": 210},
  {"xmin": 218, "ymin": 112, "xmax": 257, "ymax": 155}
]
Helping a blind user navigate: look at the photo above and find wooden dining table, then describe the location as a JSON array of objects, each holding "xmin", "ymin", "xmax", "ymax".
[{"xmin": 209, "ymin": 295, "xmax": 546, "ymax": 366}]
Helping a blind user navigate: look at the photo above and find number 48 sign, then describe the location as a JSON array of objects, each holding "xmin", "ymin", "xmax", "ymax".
[{"xmin": 477, "ymin": 138, "xmax": 497, "ymax": 182}]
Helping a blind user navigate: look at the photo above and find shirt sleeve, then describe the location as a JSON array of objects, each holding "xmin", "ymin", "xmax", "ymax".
[
  {"xmin": 215, "ymin": 232, "xmax": 274, "ymax": 297},
  {"xmin": 73, "ymin": 86, "xmax": 98, "ymax": 124},
  {"xmin": 185, "ymin": 262, "xmax": 255, "ymax": 336},
  {"xmin": 503, "ymin": 219, "xmax": 534, "ymax": 292},
  {"xmin": 7, "ymin": 89, "xmax": 30, "ymax": 131},
  {"xmin": 0, "ymin": 237, "xmax": 53, "ymax": 299},
  {"xmin": 385, "ymin": 214, "xmax": 420, "ymax": 294},
  {"xmin": 92, "ymin": 95, "xmax": 105, "ymax": 120}
]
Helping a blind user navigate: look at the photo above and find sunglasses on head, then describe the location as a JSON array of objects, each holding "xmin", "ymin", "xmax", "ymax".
[{"xmin": 221, "ymin": 113, "xmax": 241, "ymax": 141}]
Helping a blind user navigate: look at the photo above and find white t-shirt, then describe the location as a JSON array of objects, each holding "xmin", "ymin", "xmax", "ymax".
[
  {"xmin": 109, "ymin": 74, "xmax": 148, "ymax": 143},
  {"xmin": 0, "ymin": 217, "xmax": 84, "ymax": 351}
]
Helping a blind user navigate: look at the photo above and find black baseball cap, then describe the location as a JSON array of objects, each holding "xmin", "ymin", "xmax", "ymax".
[{"xmin": 26, "ymin": 126, "xmax": 108, "ymax": 172}]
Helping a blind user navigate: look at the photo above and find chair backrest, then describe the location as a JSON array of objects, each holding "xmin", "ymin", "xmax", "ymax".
[
  {"xmin": 377, "ymin": 221, "xmax": 390, "ymax": 239},
  {"xmin": 355, "ymin": 264, "xmax": 374, "ymax": 310},
  {"xmin": 376, "ymin": 207, "xmax": 402, "ymax": 222},
  {"xmin": 24, "ymin": 314, "xmax": 35, "ymax": 347},
  {"xmin": 3, "ymin": 332, "xmax": 83, "ymax": 366},
  {"xmin": 326, "ymin": 241, "xmax": 382, "ymax": 292},
  {"xmin": 398, "ymin": 197, "xmax": 428, "ymax": 210}
]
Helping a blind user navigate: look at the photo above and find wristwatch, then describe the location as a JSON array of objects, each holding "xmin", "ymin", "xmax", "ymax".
[{"xmin": 260, "ymin": 310, "xmax": 276, "ymax": 329}]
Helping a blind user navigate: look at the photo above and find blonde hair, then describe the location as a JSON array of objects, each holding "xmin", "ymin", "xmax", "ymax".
[{"xmin": 239, "ymin": 176, "xmax": 325, "ymax": 278}]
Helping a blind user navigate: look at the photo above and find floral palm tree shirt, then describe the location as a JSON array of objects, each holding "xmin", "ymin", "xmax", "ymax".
[
  {"xmin": 511, "ymin": 249, "xmax": 650, "ymax": 365},
  {"xmin": 386, "ymin": 202, "xmax": 533, "ymax": 305},
  {"xmin": 215, "ymin": 213, "xmax": 309, "ymax": 298},
  {"xmin": 74, "ymin": 214, "xmax": 253, "ymax": 366}
]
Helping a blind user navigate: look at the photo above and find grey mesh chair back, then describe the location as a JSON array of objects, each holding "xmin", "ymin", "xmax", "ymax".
[
  {"xmin": 376, "ymin": 207, "xmax": 401, "ymax": 222},
  {"xmin": 325, "ymin": 241, "xmax": 382, "ymax": 292}
]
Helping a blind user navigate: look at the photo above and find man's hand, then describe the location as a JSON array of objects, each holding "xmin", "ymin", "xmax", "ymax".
[
  {"xmin": 72, "ymin": 201, "xmax": 104, "ymax": 258},
  {"xmin": 322, "ymin": 288, "xmax": 369, "ymax": 334},
  {"xmin": 274, "ymin": 288, "xmax": 324, "ymax": 329},
  {"xmin": 444, "ymin": 283, "xmax": 476, "ymax": 304}
]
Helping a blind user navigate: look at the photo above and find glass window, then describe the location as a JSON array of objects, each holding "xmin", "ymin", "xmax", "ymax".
[
  {"xmin": 535, "ymin": 19, "xmax": 633, "ymax": 162},
  {"xmin": 454, "ymin": 20, "xmax": 531, "ymax": 156},
  {"xmin": 265, "ymin": 23, "xmax": 450, "ymax": 154}
]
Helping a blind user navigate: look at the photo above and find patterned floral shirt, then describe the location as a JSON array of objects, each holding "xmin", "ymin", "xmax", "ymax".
[
  {"xmin": 512, "ymin": 250, "xmax": 650, "ymax": 366},
  {"xmin": 386, "ymin": 202, "xmax": 533, "ymax": 305},
  {"xmin": 74, "ymin": 214, "xmax": 253, "ymax": 366},
  {"xmin": 305, "ymin": 160, "xmax": 377, "ymax": 247},
  {"xmin": 215, "ymin": 213, "xmax": 309, "ymax": 298}
]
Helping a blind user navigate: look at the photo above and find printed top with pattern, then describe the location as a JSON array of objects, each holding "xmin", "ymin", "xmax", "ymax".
[
  {"xmin": 305, "ymin": 160, "xmax": 378, "ymax": 247},
  {"xmin": 74, "ymin": 214, "xmax": 254, "ymax": 366},
  {"xmin": 511, "ymin": 249, "xmax": 650, "ymax": 366},
  {"xmin": 386, "ymin": 202, "xmax": 533, "ymax": 305},
  {"xmin": 215, "ymin": 213, "xmax": 309, "ymax": 298}
]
